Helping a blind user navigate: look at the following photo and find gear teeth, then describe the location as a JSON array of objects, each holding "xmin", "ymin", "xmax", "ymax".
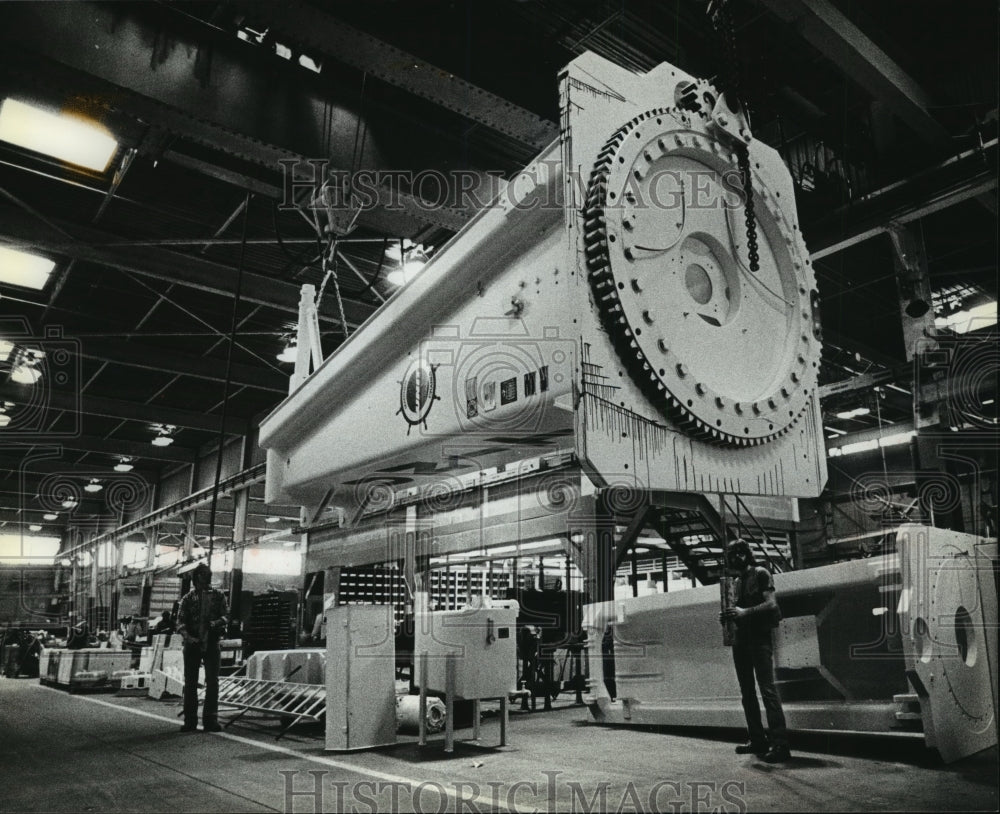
[{"xmin": 582, "ymin": 107, "xmax": 806, "ymax": 448}]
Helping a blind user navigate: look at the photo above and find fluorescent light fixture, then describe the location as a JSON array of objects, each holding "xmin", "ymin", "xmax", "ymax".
[
  {"xmin": 299, "ymin": 55, "xmax": 322, "ymax": 73},
  {"xmin": 823, "ymin": 426, "xmax": 848, "ymax": 436},
  {"xmin": 84, "ymin": 479, "xmax": 103, "ymax": 493},
  {"xmin": 28, "ymin": 524, "xmax": 42, "ymax": 532},
  {"xmin": 43, "ymin": 513, "xmax": 58, "ymax": 521},
  {"xmin": 387, "ymin": 259, "xmax": 426, "ymax": 287},
  {"xmin": 486, "ymin": 539, "xmax": 562, "ymax": 556},
  {"xmin": 114, "ymin": 458, "xmax": 134, "ymax": 472},
  {"xmin": 0, "ymin": 246, "xmax": 56, "ymax": 290},
  {"xmin": 830, "ymin": 430, "xmax": 915, "ymax": 457},
  {"xmin": 879, "ymin": 431, "xmax": 915, "ymax": 448},
  {"xmin": 0, "ymin": 98, "xmax": 118, "ymax": 172},
  {"xmin": 275, "ymin": 43, "xmax": 292, "ymax": 60},
  {"xmin": 835, "ymin": 407, "xmax": 870, "ymax": 420},
  {"xmin": 61, "ymin": 498, "xmax": 78, "ymax": 509},
  {"xmin": 10, "ymin": 363, "xmax": 41, "ymax": 384},
  {"xmin": 150, "ymin": 424, "xmax": 177, "ymax": 447},
  {"xmin": 833, "ymin": 439, "xmax": 876, "ymax": 456},
  {"xmin": 265, "ymin": 516, "xmax": 282, "ymax": 523},
  {"xmin": 0, "ymin": 340, "xmax": 14, "ymax": 361},
  {"xmin": 276, "ymin": 342, "xmax": 297, "ymax": 363},
  {"xmin": 935, "ymin": 300, "xmax": 997, "ymax": 334},
  {"xmin": 0, "ymin": 414, "xmax": 9, "ymax": 428}
]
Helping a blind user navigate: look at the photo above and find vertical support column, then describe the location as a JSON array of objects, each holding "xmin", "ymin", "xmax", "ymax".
[
  {"xmin": 570, "ymin": 493, "xmax": 617, "ymax": 604},
  {"xmin": 112, "ymin": 539, "xmax": 125, "ymax": 624},
  {"xmin": 719, "ymin": 494, "xmax": 735, "ymax": 646},
  {"xmin": 230, "ymin": 480, "xmax": 250, "ymax": 633},
  {"xmin": 888, "ymin": 223, "xmax": 936, "ymax": 361},
  {"xmin": 140, "ymin": 529, "xmax": 156, "ymax": 617},
  {"xmin": 89, "ymin": 540, "xmax": 99, "ymax": 629},
  {"xmin": 444, "ymin": 653, "xmax": 456, "ymax": 753},
  {"xmin": 418, "ymin": 652, "xmax": 428, "ymax": 747},
  {"xmin": 181, "ymin": 511, "xmax": 196, "ymax": 596},
  {"xmin": 630, "ymin": 546, "xmax": 639, "ymax": 598},
  {"xmin": 70, "ymin": 555, "xmax": 80, "ymax": 623}
]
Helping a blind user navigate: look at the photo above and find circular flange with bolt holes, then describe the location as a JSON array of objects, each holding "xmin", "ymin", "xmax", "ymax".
[{"xmin": 584, "ymin": 107, "xmax": 821, "ymax": 446}]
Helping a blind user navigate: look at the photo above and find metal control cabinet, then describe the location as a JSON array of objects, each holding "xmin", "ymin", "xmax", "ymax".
[
  {"xmin": 414, "ymin": 601, "xmax": 518, "ymax": 699},
  {"xmin": 324, "ymin": 605, "xmax": 396, "ymax": 751}
]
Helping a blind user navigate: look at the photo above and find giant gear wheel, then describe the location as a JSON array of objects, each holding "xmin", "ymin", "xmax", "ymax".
[{"xmin": 584, "ymin": 106, "xmax": 822, "ymax": 446}]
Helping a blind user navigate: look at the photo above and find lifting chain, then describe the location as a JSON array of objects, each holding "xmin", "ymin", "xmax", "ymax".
[
  {"xmin": 317, "ymin": 235, "xmax": 350, "ymax": 342},
  {"xmin": 709, "ymin": 0, "xmax": 759, "ymax": 273}
]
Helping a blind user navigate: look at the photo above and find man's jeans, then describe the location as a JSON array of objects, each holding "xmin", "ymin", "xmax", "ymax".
[
  {"xmin": 183, "ymin": 640, "xmax": 221, "ymax": 727},
  {"xmin": 733, "ymin": 639, "xmax": 787, "ymax": 747}
]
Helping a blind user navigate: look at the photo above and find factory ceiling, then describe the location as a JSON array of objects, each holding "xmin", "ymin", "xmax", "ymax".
[{"xmin": 0, "ymin": 0, "xmax": 996, "ymax": 543}]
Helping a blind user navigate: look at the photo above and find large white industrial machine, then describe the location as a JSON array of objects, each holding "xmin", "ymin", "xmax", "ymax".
[
  {"xmin": 258, "ymin": 53, "xmax": 995, "ymax": 761},
  {"xmin": 259, "ymin": 51, "xmax": 827, "ymax": 532}
]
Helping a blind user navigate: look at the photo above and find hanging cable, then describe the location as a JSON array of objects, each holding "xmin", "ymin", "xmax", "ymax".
[
  {"xmin": 272, "ymin": 200, "xmax": 323, "ymax": 265},
  {"xmin": 206, "ymin": 191, "xmax": 253, "ymax": 569},
  {"xmin": 316, "ymin": 235, "xmax": 350, "ymax": 342}
]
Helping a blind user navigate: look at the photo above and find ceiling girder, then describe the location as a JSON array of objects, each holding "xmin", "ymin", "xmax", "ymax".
[
  {"xmin": 0, "ymin": 203, "xmax": 375, "ymax": 328},
  {"xmin": 76, "ymin": 338, "xmax": 286, "ymax": 394},
  {"xmin": 5, "ymin": 435, "xmax": 196, "ymax": 464},
  {"xmin": 0, "ymin": 382, "xmax": 248, "ymax": 435},
  {"xmin": 807, "ymin": 141, "xmax": 997, "ymax": 259},
  {"xmin": 0, "ymin": 3, "xmax": 473, "ymax": 233},
  {"xmin": 758, "ymin": 0, "xmax": 996, "ymax": 218},
  {"xmin": 242, "ymin": 0, "xmax": 559, "ymax": 151}
]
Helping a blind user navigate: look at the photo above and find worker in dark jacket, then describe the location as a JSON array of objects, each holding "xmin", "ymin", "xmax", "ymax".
[
  {"xmin": 176, "ymin": 563, "xmax": 228, "ymax": 733},
  {"xmin": 720, "ymin": 539, "xmax": 790, "ymax": 763}
]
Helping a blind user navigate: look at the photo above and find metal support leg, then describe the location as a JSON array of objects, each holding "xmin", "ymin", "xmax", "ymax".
[
  {"xmin": 444, "ymin": 653, "xmax": 456, "ymax": 753},
  {"xmin": 500, "ymin": 696, "xmax": 508, "ymax": 747},
  {"xmin": 418, "ymin": 651, "xmax": 428, "ymax": 747},
  {"xmin": 473, "ymin": 699, "xmax": 481, "ymax": 741}
]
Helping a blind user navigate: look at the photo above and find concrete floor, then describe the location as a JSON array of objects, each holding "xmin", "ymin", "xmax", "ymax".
[{"xmin": 1, "ymin": 677, "xmax": 996, "ymax": 813}]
